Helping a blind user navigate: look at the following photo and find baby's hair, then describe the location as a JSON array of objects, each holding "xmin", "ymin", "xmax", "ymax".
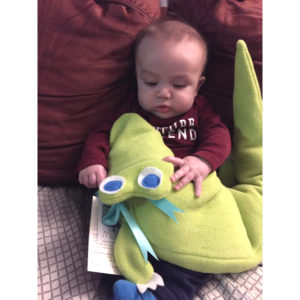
[{"xmin": 134, "ymin": 19, "xmax": 208, "ymax": 73}]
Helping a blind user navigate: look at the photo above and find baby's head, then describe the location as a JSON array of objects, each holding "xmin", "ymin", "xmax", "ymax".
[{"xmin": 135, "ymin": 19, "xmax": 208, "ymax": 119}]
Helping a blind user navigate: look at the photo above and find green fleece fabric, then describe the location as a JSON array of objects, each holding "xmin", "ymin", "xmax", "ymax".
[{"xmin": 98, "ymin": 40, "xmax": 262, "ymax": 284}]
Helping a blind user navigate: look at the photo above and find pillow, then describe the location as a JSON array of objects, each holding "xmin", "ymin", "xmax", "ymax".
[
  {"xmin": 168, "ymin": 0, "xmax": 262, "ymax": 133},
  {"xmin": 38, "ymin": 0, "xmax": 161, "ymax": 184}
]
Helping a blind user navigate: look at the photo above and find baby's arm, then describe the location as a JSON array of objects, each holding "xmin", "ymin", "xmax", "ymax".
[
  {"xmin": 193, "ymin": 96, "xmax": 232, "ymax": 172},
  {"xmin": 76, "ymin": 119, "xmax": 112, "ymax": 188},
  {"xmin": 76, "ymin": 102, "xmax": 132, "ymax": 188},
  {"xmin": 163, "ymin": 156, "xmax": 212, "ymax": 197},
  {"xmin": 78, "ymin": 164, "xmax": 107, "ymax": 189},
  {"xmin": 162, "ymin": 96, "xmax": 231, "ymax": 197}
]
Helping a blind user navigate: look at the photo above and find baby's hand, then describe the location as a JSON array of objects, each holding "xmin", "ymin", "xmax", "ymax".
[
  {"xmin": 163, "ymin": 156, "xmax": 212, "ymax": 197},
  {"xmin": 78, "ymin": 164, "xmax": 107, "ymax": 189}
]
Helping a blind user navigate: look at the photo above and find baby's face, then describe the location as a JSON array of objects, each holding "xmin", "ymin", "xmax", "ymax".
[{"xmin": 135, "ymin": 35, "xmax": 206, "ymax": 119}]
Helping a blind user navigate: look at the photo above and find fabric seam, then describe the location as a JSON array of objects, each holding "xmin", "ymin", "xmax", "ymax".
[{"xmin": 104, "ymin": 0, "xmax": 159, "ymax": 22}]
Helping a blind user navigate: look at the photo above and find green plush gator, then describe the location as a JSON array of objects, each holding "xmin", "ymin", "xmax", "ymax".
[{"xmin": 98, "ymin": 40, "xmax": 262, "ymax": 285}]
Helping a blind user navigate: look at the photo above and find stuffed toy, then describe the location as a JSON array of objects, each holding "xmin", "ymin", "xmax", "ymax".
[{"xmin": 97, "ymin": 40, "xmax": 262, "ymax": 289}]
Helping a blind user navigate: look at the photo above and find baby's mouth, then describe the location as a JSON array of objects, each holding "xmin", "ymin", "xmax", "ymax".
[{"xmin": 155, "ymin": 105, "xmax": 171, "ymax": 113}]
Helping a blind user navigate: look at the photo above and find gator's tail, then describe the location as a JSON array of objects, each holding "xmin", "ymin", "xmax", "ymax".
[{"xmin": 230, "ymin": 40, "xmax": 262, "ymax": 255}]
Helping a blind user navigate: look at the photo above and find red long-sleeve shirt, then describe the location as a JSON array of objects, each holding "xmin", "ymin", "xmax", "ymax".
[{"xmin": 76, "ymin": 95, "xmax": 231, "ymax": 174}]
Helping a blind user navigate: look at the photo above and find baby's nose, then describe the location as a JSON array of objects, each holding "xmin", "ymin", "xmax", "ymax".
[{"xmin": 156, "ymin": 86, "xmax": 171, "ymax": 99}]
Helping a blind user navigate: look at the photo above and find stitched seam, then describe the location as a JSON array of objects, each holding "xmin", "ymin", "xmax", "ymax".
[
  {"xmin": 104, "ymin": 0, "xmax": 158, "ymax": 22},
  {"xmin": 200, "ymin": 0, "xmax": 219, "ymax": 22}
]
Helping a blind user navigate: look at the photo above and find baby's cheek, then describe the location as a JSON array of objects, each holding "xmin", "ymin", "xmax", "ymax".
[{"xmin": 138, "ymin": 92, "xmax": 153, "ymax": 110}]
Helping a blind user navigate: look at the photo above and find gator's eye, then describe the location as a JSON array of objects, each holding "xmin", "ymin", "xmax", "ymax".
[
  {"xmin": 99, "ymin": 176, "xmax": 125, "ymax": 194},
  {"xmin": 137, "ymin": 167, "xmax": 162, "ymax": 190}
]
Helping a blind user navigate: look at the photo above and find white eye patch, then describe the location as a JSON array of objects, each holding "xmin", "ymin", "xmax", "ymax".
[
  {"xmin": 137, "ymin": 167, "xmax": 163, "ymax": 190},
  {"xmin": 99, "ymin": 176, "xmax": 125, "ymax": 194}
]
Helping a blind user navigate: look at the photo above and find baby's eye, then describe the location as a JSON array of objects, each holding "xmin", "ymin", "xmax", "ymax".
[
  {"xmin": 137, "ymin": 167, "xmax": 163, "ymax": 189},
  {"xmin": 145, "ymin": 81, "xmax": 157, "ymax": 87},
  {"xmin": 99, "ymin": 176, "xmax": 125, "ymax": 194},
  {"xmin": 173, "ymin": 83, "xmax": 187, "ymax": 89}
]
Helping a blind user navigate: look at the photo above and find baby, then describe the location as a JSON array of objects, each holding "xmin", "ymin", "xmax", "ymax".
[
  {"xmin": 77, "ymin": 19, "xmax": 231, "ymax": 198},
  {"xmin": 77, "ymin": 19, "xmax": 231, "ymax": 300}
]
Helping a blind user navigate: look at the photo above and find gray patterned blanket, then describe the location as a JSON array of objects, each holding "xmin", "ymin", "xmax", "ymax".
[{"xmin": 38, "ymin": 186, "xmax": 262, "ymax": 299}]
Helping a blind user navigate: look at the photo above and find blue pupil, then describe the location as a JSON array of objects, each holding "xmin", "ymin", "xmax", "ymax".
[
  {"xmin": 142, "ymin": 174, "xmax": 160, "ymax": 188},
  {"xmin": 104, "ymin": 180, "xmax": 123, "ymax": 192}
]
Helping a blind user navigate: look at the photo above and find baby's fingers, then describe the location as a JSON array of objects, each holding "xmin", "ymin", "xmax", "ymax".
[
  {"xmin": 174, "ymin": 172, "xmax": 194, "ymax": 191},
  {"xmin": 193, "ymin": 176, "xmax": 203, "ymax": 198},
  {"xmin": 79, "ymin": 173, "xmax": 91, "ymax": 188},
  {"xmin": 95, "ymin": 168, "xmax": 107, "ymax": 187},
  {"xmin": 163, "ymin": 156, "xmax": 184, "ymax": 167},
  {"xmin": 88, "ymin": 173, "xmax": 98, "ymax": 188},
  {"xmin": 171, "ymin": 164, "xmax": 190, "ymax": 183},
  {"xmin": 80, "ymin": 175, "xmax": 90, "ymax": 188}
]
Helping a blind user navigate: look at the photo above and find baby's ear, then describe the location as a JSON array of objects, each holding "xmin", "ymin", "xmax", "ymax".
[{"xmin": 197, "ymin": 76, "xmax": 206, "ymax": 92}]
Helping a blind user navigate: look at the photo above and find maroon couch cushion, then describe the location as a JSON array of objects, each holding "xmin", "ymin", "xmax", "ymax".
[
  {"xmin": 168, "ymin": 0, "xmax": 262, "ymax": 133},
  {"xmin": 38, "ymin": 0, "xmax": 160, "ymax": 184}
]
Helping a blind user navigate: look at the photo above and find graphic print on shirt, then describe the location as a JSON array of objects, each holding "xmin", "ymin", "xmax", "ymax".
[{"xmin": 154, "ymin": 118, "xmax": 197, "ymax": 141}]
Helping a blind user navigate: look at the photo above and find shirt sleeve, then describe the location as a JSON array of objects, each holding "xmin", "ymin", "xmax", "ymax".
[
  {"xmin": 75, "ymin": 116, "xmax": 113, "ymax": 175},
  {"xmin": 75, "ymin": 95, "xmax": 135, "ymax": 176},
  {"xmin": 193, "ymin": 96, "xmax": 232, "ymax": 171}
]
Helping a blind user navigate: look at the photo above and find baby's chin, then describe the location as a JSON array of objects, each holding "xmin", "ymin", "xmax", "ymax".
[
  {"xmin": 151, "ymin": 109, "xmax": 185, "ymax": 120},
  {"xmin": 152, "ymin": 111, "xmax": 177, "ymax": 119},
  {"xmin": 149, "ymin": 107, "xmax": 176, "ymax": 119}
]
